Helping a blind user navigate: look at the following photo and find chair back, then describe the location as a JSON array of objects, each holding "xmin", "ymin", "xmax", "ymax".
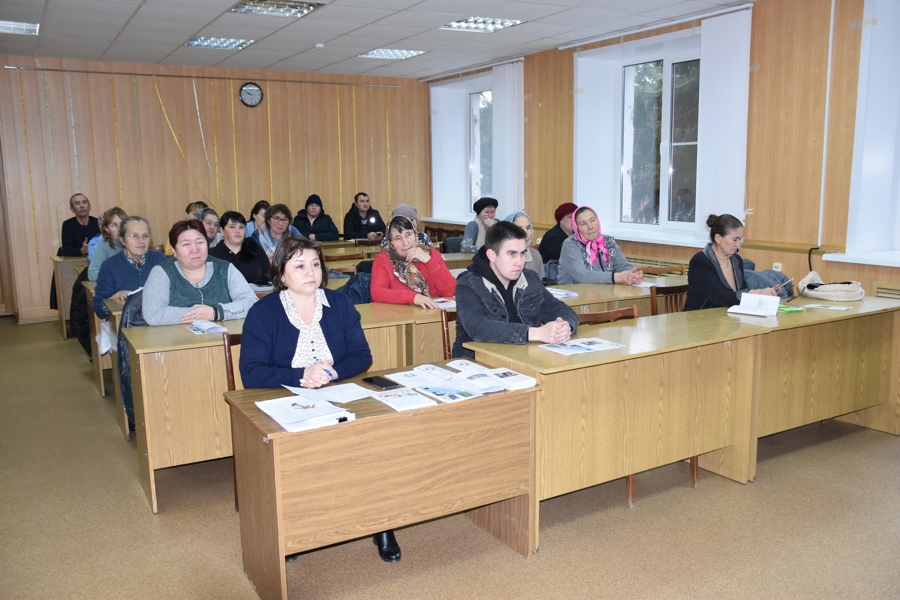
[
  {"xmin": 324, "ymin": 251, "xmax": 364, "ymax": 262},
  {"xmin": 650, "ymin": 284, "xmax": 689, "ymax": 316},
  {"xmin": 641, "ymin": 264, "xmax": 685, "ymax": 276},
  {"xmin": 440, "ymin": 310, "xmax": 457, "ymax": 360},
  {"xmin": 354, "ymin": 238, "xmax": 381, "ymax": 247},
  {"xmin": 578, "ymin": 304, "xmax": 638, "ymax": 325},
  {"xmin": 222, "ymin": 332, "xmax": 243, "ymax": 392}
]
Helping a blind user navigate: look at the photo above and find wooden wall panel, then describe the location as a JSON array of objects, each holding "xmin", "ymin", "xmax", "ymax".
[
  {"xmin": 0, "ymin": 57, "xmax": 430, "ymax": 320},
  {"xmin": 746, "ymin": 0, "xmax": 831, "ymax": 245},
  {"xmin": 822, "ymin": 0, "xmax": 865, "ymax": 249}
]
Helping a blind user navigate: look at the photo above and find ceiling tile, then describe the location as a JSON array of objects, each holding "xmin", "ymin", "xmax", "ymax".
[
  {"xmin": 122, "ymin": 19, "xmax": 202, "ymax": 35},
  {"xmin": 214, "ymin": 51, "xmax": 291, "ymax": 69},
  {"xmin": 45, "ymin": 0, "xmax": 140, "ymax": 17},
  {"xmin": 143, "ymin": 0, "xmax": 235, "ymax": 9},
  {"xmin": 408, "ymin": 0, "xmax": 509, "ymax": 15},
  {"xmin": 640, "ymin": 1, "xmax": 719, "ymax": 18},
  {"xmin": 101, "ymin": 45, "xmax": 172, "ymax": 63},
  {"xmin": 350, "ymin": 24, "xmax": 429, "ymax": 40},
  {"xmin": 539, "ymin": 7, "xmax": 630, "ymax": 26},
  {"xmin": 0, "ymin": 6, "xmax": 44, "ymax": 23},
  {"xmin": 319, "ymin": 35, "xmax": 393, "ymax": 50},
  {"xmin": 37, "ymin": 26, "xmax": 118, "ymax": 44},
  {"xmin": 508, "ymin": 21, "xmax": 576, "ymax": 37},
  {"xmin": 207, "ymin": 12, "xmax": 301, "ymax": 31},
  {"xmin": 132, "ymin": 5, "xmax": 221, "ymax": 25},
  {"xmin": 244, "ymin": 38, "xmax": 313, "ymax": 53},
  {"xmin": 329, "ymin": 0, "xmax": 421, "ymax": 8},
  {"xmin": 44, "ymin": 11, "xmax": 130, "ymax": 30},
  {"xmin": 373, "ymin": 11, "xmax": 455, "ymax": 28},
  {"xmin": 162, "ymin": 47, "xmax": 238, "ymax": 66},
  {"xmin": 278, "ymin": 18, "xmax": 363, "ymax": 36},
  {"xmin": 193, "ymin": 26, "xmax": 270, "ymax": 40},
  {"xmin": 35, "ymin": 46, "xmax": 105, "ymax": 60},
  {"xmin": 488, "ymin": 2, "xmax": 572, "ymax": 20},
  {"xmin": 115, "ymin": 30, "xmax": 191, "ymax": 45},
  {"xmin": 303, "ymin": 5, "xmax": 396, "ymax": 24}
]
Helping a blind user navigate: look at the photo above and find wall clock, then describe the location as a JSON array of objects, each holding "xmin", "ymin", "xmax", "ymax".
[{"xmin": 239, "ymin": 82, "xmax": 263, "ymax": 107}]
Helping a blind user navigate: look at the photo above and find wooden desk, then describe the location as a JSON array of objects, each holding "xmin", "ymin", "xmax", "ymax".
[
  {"xmin": 439, "ymin": 252, "xmax": 474, "ymax": 269},
  {"xmin": 83, "ymin": 282, "xmax": 112, "ymax": 397},
  {"xmin": 226, "ymin": 370, "xmax": 536, "ymax": 600},
  {"xmin": 102, "ymin": 297, "xmax": 128, "ymax": 440},
  {"xmin": 693, "ymin": 297, "xmax": 900, "ymax": 479},
  {"xmin": 124, "ymin": 304, "xmax": 433, "ymax": 512},
  {"xmin": 552, "ymin": 276, "xmax": 687, "ymax": 316},
  {"xmin": 320, "ymin": 245, "xmax": 379, "ymax": 259},
  {"xmin": 51, "ymin": 255, "xmax": 88, "ymax": 339},
  {"xmin": 466, "ymin": 312, "xmax": 765, "ymax": 549}
]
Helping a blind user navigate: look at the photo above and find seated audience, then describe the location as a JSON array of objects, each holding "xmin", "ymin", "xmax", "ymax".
[
  {"xmin": 557, "ymin": 206, "xmax": 642, "ymax": 285},
  {"xmin": 245, "ymin": 200, "xmax": 270, "ymax": 239},
  {"xmin": 92, "ymin": 216, "xmax": 166, "ymax": 320},
  {"xmin": 61, "ymin": 193, "xmax": 100, "ymax": 256},
  {"xmin": 200, "ymin": 208, "xmax": 223, "ymax": 248},
  {"xmin": 538, "ymin": 202, "xmax": 577, "ymax": 263},
  {"xmin": 461, "ymin": 197, "xmax": 498, "ymax": 253},
  {"xmin": 88, "ymin": 207, "xmax": 127, "ymax": 281},
  {"xmin": 292, "ymin": 194, "xmax": 340, "ymax": 241},
  {"xmin": 142, "ymin": 220, "xmax": 257, "ymax": 326},
  {"xmin": 504, "ymin": 211, "xmax": 545, "ymax": 279},
  {"xmin": 343, "ymin": 192, "xmax": 385, "ymax": 241},
  {"xmin": 209, "ymin": 211, "xmax": 271, "ymax": 284},
  {"xmin": 238, "ymin": 237, "xmax": 397, "ymax": 562},
  {"xmin": 453, "ymin": 221, "xmax": 578, "ymax": 358},
  {"xmin": 252, "ymin": 203, "xmax": 301, "ymax": 258},
  {"xmin": 684, "ymin": 214, "xmax": 777, "ymax": 310},
  {"xmin": 371, "ymin": 216, "xmax": 456, "ymax": 309}
]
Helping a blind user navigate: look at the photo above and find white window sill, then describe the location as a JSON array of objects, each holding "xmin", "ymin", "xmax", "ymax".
[
  {"xmin": 421, "ymin": 216, "xmax": 470, "ymax": 226},
  {"xmin": 823, "ymin": 251, "xmax": 900, "ymax": 268},
  {"xmin": 602, "ymin": 228, "xmax": 705, "ymax": 250}
]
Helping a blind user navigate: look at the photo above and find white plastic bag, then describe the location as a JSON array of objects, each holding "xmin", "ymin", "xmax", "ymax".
[{"xmin": 97, "ymin": 320, "xmax": 112, "ymax": 355}]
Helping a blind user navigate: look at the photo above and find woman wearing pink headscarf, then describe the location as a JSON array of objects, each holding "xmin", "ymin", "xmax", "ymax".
[{"xmin": 557, "ymin": 206, "xmax": 642, "ymax": 285}]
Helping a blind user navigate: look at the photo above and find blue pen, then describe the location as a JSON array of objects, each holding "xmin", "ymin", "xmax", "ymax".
[{"xmin": 317, "ymin": 359, "xmax": 335, "ymax": 379}]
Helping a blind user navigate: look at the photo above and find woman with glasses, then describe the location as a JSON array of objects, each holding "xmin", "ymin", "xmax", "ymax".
[
  {"xmin": 684, "ymin": 214, "xmax": 777, "ymax": 310},
  {"xmin": 87, "ymin": 207, "xmax": 128, "ymax": 281},
  {"xmin": 142, "ymin": 220, "xmax": 257, "ymax": 326},
  {"xmin": 92, "ymin": 216, "xmax": 166, "ymax": 320},
  {"xmin": 251, "ymin": 203, "xmax": 301, "ymax": 258}
]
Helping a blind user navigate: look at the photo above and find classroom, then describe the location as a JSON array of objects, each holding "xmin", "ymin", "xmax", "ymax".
[{"xmin": 1, "ymin": 1, "xmax": 899, "ymax": 598}]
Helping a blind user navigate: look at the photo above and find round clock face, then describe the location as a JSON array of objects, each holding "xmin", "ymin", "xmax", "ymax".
[{"xmin": 239, "ymin": 82, "xmax": 263, "ymax": 107}]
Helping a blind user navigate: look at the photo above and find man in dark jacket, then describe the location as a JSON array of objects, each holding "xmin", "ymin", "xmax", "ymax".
[
  {"xmin": 292, "ymin": 194, "xmax": 340, "ymax": 241},
  {"xmin": 538, "ymin": 202, "xmax": 577, "ymax": 264},
  {"xmin": 60, "ymin": 193, "xmax": 100, "ymax": 256},
  {"xmin": 453, "ymin": 220, "xmax": 578, "ymax": 358}
]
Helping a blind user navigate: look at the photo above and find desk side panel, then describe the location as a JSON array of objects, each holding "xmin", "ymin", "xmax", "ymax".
[
  {"xmin": 232, "ymin": 406, "xmax": 287, "ymax": 600},
  {"xmin": 364, "ymin": 326, "xmax": 405, "ymax": 371},
  {"xmin": 278, "ymin": 393, "xmax": 532, "ymax": 553},
  {"xmin": 141, "ymin": 346, "xmax": 233, "ymax": 468},
  {"xmin": 757, "ymin": 313, "xmax": 892, "ymax": 437}
]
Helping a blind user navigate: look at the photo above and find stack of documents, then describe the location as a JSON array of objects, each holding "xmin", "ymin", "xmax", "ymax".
[
  {"xmin": 727, "ymin": 293, "xmax": 780, "ymax": 317},
  {"xmin": 255, "ymin": 397, "xmax": 355, "ymax": 432},
  {"xmin": 383, "ymin": 362, "xmax": 537, "ymax": 403},
  {"xmin": 187, "ymin": 320, "xmax": 227, "ymax": 334},
  {"xmin": 547, "ymin": 287, "xmax": 578, "ymax": 299},
  {"xmin": 446, "ymin": 360, "xmax": 537, "ymax": 391},
  {"xmin": 539, "ymin": 337, "xmax": 625, "ymax": 356},
  {"xmin": 370, "ymin": 388, "xmax": 437, "ymax": 411}
]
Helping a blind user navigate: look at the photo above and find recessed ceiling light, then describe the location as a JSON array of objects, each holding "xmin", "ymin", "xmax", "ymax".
[
  {"xmin": 230, "ymin": 1, "xmax": 322, "ymax": 18},
  {"xmin": 440, "ymin": 17, "xmax": 524, "ymax": 33},
  {"xmin": 185, "ymin": 37, "xmax": 254, "ymax": 50},
  {"xmin": 0, "ymin": 20, "xmax": 39, "ymax": 36},
  {"xmin": 359, "ymin": 49, "xmax": 425, "ymax": 60}
]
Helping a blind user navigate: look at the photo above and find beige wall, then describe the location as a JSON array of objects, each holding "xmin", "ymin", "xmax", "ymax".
[
  {"xmin": 0, "ymin": 57, "xmax": 431, "ymax": 320},
  {"xmin": 523, "ymin": 0, "xmax": 900, "ymax": 295}
]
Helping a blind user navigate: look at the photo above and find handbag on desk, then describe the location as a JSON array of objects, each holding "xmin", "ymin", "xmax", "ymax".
[{"xmin": 798, "ymin": 271, "xmax": 865, "ymax": 302}]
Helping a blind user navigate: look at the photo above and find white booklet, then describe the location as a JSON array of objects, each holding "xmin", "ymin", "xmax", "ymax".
[
  {"xmin": 255, "ymin": 397, "xmax": 355, "ymax": 432},
  {"xmin": 186, "ymin": 319, "xmax": 227, "ymax": 334},
  {"xmin": 540, "ymin": 337, "xmax": 625, "ymax": 356},
  {"xmin": 433, "ymin": 298, "xmax": 456, "ymax": 309},
  {"xmin": 547, "ymin": 287, "xmax": 578, "ymax": 298},
  {"xmin": 727, "ymin": 293, "xmax": 780, "ymax": 317},
  {"xmin": 445, "ymin": 360, "xmax": 537, "ymax": 391},
  {"xmin": 417, "ymin": 385, "xmax": 482, "ymax": 403},
  {"xmin": 385, "ymin": 364, "xmax": 459, "ymax": 388},
  {"xmin": 371, "ymin": 387, "xmax": 437, "ymax": 411}
]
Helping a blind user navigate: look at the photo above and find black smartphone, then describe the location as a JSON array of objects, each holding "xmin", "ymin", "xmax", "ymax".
[{"xmin": 363, "ymin": 376, "xmax": 399, "ymax": 390}]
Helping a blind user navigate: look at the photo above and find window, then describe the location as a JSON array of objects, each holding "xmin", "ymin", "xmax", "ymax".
[
  {"xmin": 469, "ymin": 91, "xmax": 493, "ymax": 203},
  {"xmin": 574, "ymin": 10, "xmax": 752, "ymax": 247}
]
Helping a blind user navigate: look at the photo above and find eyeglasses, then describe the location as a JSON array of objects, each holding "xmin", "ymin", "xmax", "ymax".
[
  {"xmin": 271, "ymin": 216, "xmax": 289, "ymax": 223},
  {"xmin": 126, "ymin": 233, "xmax": 151, "ymax": 241}
]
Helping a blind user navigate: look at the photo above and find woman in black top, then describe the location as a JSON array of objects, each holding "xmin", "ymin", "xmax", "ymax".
[
  {"xmin": 208, "ymin": 211, "xmax": 271, "ymax": 285},
  {"xmin": 343, "ymin": 192, "xmax": 385, "ymax": 241}
]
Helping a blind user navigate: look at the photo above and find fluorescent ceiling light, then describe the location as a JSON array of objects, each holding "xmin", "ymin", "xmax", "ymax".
[
  {"xmin": 440, "ymin": 17, "xmax": 523, "ymax": 33},
  {"xmin": 0, "ymin": 20, "xmax": 39, "ymax": 36},
  {"xmin": 185, "ymin": 37, "xmax": 254, "ymax": 50},
  {"xmin": 359, "ymin": 49, "xmax": 425, "ymax": 60},
  {"xmin": 230, "ymin": 1, "xmax": 321, "ymax": 18}
]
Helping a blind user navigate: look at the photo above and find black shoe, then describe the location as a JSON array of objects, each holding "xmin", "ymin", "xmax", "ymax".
[{"xmin": 372, "ymin": 530, "xmax": 401, "ymax": 563}]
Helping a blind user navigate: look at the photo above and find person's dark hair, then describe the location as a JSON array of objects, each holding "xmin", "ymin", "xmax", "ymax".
[
  {"xmin": 100, "ymin": 207, "xmax": 128, "ymax": 248},
  {"xmin": 69, "ymin": 193, "xmax": 89, "ymax": 208},
  {"xmin": 168, "ymin": 220, "xmax": 206, "ymax": 248},
  {"xmin": 250, "ymin": 200, "xmax": 270, "ymax": 219},
  {"xmin": 200, "ymin": 208, "xmax": 219, "ymax": 221},
  {"xmin": 706, "ymin": 213, "xmax": 743, "ymax": 243},
  {"xmin": 185, "ymin": 201, "xmax": 208, "ymax": 219},
  {"xmin": 219, "ymin": 211, "xmax": 258, "ymax": 261},
  {"xmin": 269, "ymin": 236, "xmax": 328, "ymax": 291},
  {"xmin": 265, "ymin": 203, "xmax": 292, "ymax": 225},
  {"xmin": 354, "ymin": 192, "xmax": 369, "ymax": 203},
  {"xmin": 119, "ymin": 216, "xmax": 151, "ymax": 241},
  {"xmin": 484, "ymin": 220, "xmax": 526, "ymax": 254},
  {"xmin": 386, "ymin": 215, "xmax": 416, "ymax": 239}
]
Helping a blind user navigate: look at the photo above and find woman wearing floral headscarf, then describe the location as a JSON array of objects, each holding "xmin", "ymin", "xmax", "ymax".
[
  {"xmin": 557, "ymin": 206, "xmax": 642, "ymax": 285},
  {"xmin": 504, "ymin": 210, "xmax": 545, "ymax": 279},
  {"xmin": 370, "ymin": 216, "xmax": 457, "ymax": 309}
]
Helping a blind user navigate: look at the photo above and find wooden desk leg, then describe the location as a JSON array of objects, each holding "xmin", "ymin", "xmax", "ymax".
[
  {"xmin": 130, "ymin": 349, "xmax": 158, "ymax": 513},
  {"xmin": 232, "ymin": 407, "xmax": 287, "ymax": 600},
  {"xmin": 467, "ymin": 494, "xmax": 535, "ymax": 557},
  {"xmin": 626, "ymin": 474, "xmax": 635, "ymax": 508}
]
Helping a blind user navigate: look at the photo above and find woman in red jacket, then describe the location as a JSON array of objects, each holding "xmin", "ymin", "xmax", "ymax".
[{"xmin": 371, "ymin": 216, "xmax": 456, "ymax": 309}]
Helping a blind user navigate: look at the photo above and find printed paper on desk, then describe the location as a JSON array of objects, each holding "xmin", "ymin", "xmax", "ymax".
[
  {"xmin": 282, "ymin": 383, "xmax": 371, "ymax": 404},
  {"xmin": 540, "ymin": 337, "xmax": 624, "ymax": 355},
  {"xmin": 371, "ymin": 387, "xmax": 437, "ymax": 411},
  {"xmin": 385, "ymin": 369, "xmax": 447, "ymax": 388},
  {"xmin": 805, "ymin": 304, "xmax": 852, "ymax": 311},
  {"xmin": 633, "ymin": 282, "xmax": 659, "ymax": 288},
  {"xmin": 547, "ymin": 287, "xmax": 578, "ymax": 298},
  {"xmin": 446, "ymin": 359, "xmax": 488, "ymax": 372},
  {"xmin": 186, "ymin": 320, "xmax": 227, "ymax": 334},
  {"xmin": 727, "ymin": 293, "xmax": 780, "ymax": 317},
  {"xmin": 433, "ymin": 298, "xmax": 456, "ymax": 309},
  {"xmin": 255, "ymin": 397, "xmax": 354, "ymax": 432},
  {"xmin": 417, "ymin": 385, "xmax": 482, "ymax": 403}
]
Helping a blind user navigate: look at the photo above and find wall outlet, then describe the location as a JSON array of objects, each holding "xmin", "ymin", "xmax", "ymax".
[{"xmin": 773, "ymin": 262, "xmax": 782, "ymax": 272}]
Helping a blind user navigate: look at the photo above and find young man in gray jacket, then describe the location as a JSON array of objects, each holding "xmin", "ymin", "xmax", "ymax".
[{"xmin": 453, "ymin": 220, "xmax": 579, "ymax": 358}]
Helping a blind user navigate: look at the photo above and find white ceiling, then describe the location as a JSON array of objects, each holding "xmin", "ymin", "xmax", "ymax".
[{"xmin": 0, "ymin": 0, "xmax": 746, "ymax": 79}]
